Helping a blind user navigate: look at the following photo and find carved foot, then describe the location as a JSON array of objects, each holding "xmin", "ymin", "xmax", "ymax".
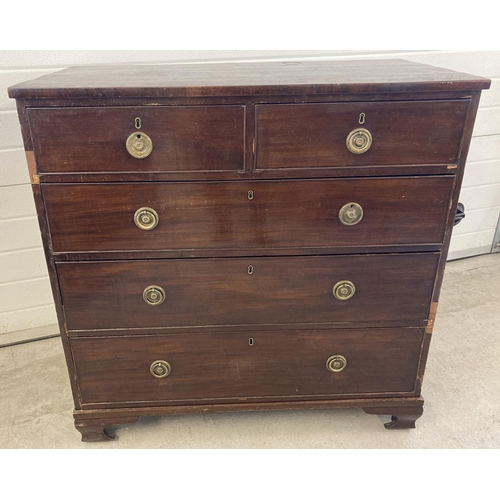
[
  {"xmin": 363, "ymin": 402, "xmax": 424, "ymax": 430},
  {"xmin": 74, "ymin": 415, "xmax": 139, "ymax": 442},
  {"xmin": 75, "ymin": 422, "xmax": 115, "ymax": 442}
]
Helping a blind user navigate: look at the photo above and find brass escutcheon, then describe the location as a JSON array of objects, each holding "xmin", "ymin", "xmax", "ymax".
[
  {"xmin": 134, "ymin": 207, "xmax": 159, "ymax": 231},
  {"xmin": 333, "ymin": 280, "xmax": 355, "ymax": 300},
  {"xmin": 143, "ymin": 285, "xmax": 166, "ymax": 306},
  {"xmin": 326, "ymin": 355, "xmax": 347, "ymax": 373},
  {"xmin": 150, "ymin": 360, "xmax": 171, "ymax": 378},
  {"xmin": 339, "ymin": 202, "xmax": 364, "ymax": 226},
  {"xmin": 126, "ymin": 132, "xmax": 153, "ymax": 159},
  {"xmin": 346, "ymin": 128, "xmax": 372, "ymax": 154}
]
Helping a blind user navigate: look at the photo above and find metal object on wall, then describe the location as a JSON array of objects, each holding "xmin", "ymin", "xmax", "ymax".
[{"xmin": 454, "ymin": 202, "xmax": 465, "ymax": 226}]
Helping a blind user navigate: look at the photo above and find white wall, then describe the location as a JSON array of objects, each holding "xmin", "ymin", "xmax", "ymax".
[{"xmin": 1, "ymin": 50, "xmax": 499, "ymax": 336}]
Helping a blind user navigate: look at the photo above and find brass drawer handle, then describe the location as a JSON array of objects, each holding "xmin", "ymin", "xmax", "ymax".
[
  {"xmin": 134, "ymin": 207, "xmax": 159, "ymax": 230},
  {"xmin": 150, "ymin": 360, "xmax": 171, "ymax": 378},
  {"xmin": 326, "ymin": 355, "xmax": 347, "ymax": 373},
  {"xmin": 126, "ymin": 132, "xmax": 153, "ymax": 159},
  {"xmin": 346, "ymin": 128, "xmax": 372, "ymax": 154},
  {"xmin": 339, "ymin": 202, "xmax": 363, "ymax": 226},
  {"xmin": 143, "ymin": 285, "xmax": 166, "ymax": 306},
  {"xmin": 333, "ymin": 280, "xmax": 355, "ymax": 300}
]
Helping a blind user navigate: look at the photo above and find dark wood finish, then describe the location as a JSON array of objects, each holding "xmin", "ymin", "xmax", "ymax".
[
  {"xmin": 73, "ymin": 396, "xmax": 424, "ymax": 440},
  {"xmin": 71, "ymin": 329, "xmax": 423, "ymax": 405},
  {"xmin": 414, "ymin": 91, "xmax": 483, "ymax": 396},
  {"xmin": 363, "ymin": 401, "xmax": 424, "ymax": 429},
  {"xmin": 8, "ymin": 59, "xmax": 490, "ymax": 99},
  {"xmin": 256, "ymin": 100, "xmax": 468, "ymax": 168},
  {"xmin": 52, "ymin": 244, "xmax": 443, "ymax": 263},
  {"xmin": 14, "ymin": 90, "xmax": 481, "ymax": 110},
  {"xmin": 74, "ymin": 422, "xmax": 114, "ymax": 442},
  {"xmin": 29, "ymin": 106, "xmax": 245, "ymax": 173},
  {"xmin": 9, "ymin": 60, "xmax": 490, "ymax": 437},
  {"xmin": 74, "ymin": 415, "xmax": 138, "ymax": 442},
  {"xmin": 32, "ymin": 165, "xmax": 458, "ymax": 184},
  {"xmin": 74, "ymin": 397, "xmax": 424, "ymax": 416},
  {"xmin": 57, "ymin": 253, "xmax": 439, "ymax": 331},
  {"xmin": 43, "ymin": 177, "xmax": 454, "ymax": 253},
  {"xmin": 29, "ymin": 182, "xmax": 81, "ymax": 408}
]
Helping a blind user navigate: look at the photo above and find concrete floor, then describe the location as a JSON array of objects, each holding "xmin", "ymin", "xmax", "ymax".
[{"xmin": 1, "ymin": 254, "xmax": 499, "ymax": 448}]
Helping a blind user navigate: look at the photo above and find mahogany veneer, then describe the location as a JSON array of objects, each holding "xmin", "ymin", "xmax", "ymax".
[
  {"xmin": 43, "ymin": 177, "xmax": 453, "ymax": 253},
  {"xmin": 9, "ymin": 59, "xmax": 490, "ymax": 442}
]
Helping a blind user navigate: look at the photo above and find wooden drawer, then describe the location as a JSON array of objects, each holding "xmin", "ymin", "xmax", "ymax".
[
  {"xmin": 256, "ymin": 100, "xmax": 469, "ymax": 169},
  {"xmin": 28, "ymin": 106, "xmax": 245, "ymax": 173},
  {"xmin": 43, "ymin": 176, "xmax": 453, "ymax": 253},
  {"xmin": 72, "ymin": 329, "xmax": 423, "ymax": 405},
  {"xmin": 57, "ymin": 253, "xmax": 439, "ymax": 332}
]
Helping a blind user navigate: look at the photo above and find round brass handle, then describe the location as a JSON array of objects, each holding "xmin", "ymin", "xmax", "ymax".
[
  {"xmin": 346, "ymin": 128, "xmax": 372, "ymax": 154},
  {"xmin": 326, "ymin": 355, "xmax": 347, "ymax": 373},
  {"xmin": 143, "ymin": 285, "xmax": 166, "ymax": 306},
  {"xmin": 134, "ymin": 207, "xmax": 159, "ymax": 231},
  {"xmin": 333, "ymin": 280, "xmax": 355, "ymax": 300},
  {"xmin": 339, "ymin": 202, "xmax": 363, "ymax": 226},
  {"xmin": 126, "ymin": 132, "xmax": 153, "ymax": 159},
  {"xmin": 150, "ymin": 360, "xmax": 171, "ymax": 378}
]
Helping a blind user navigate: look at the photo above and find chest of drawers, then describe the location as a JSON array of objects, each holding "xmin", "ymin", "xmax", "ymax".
[{"xmin": 9, "ymin": 59, "xmax": 490, "ymax": 442}]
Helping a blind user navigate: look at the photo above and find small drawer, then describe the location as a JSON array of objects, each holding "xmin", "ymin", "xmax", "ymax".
[
  {"xmin": 71, "ymin": 328, "xmax": 423, "ymax": 405},
  {"xmin": 256, "ymin": 100, "xmax": 469, "ymax": 169},
  {"xmin": 28, "ymin": 105, "xmax": 245, "ymax": 173},
  {"xmin": 57, "ymin": 253, "xmax": 439, "ymax": 332},
  {"xmin": 43, "ymin": 176, "xmax": 453, "ymax": 253}
]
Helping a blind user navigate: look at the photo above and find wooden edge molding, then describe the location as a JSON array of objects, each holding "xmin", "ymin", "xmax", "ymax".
[
  {"xmin": 425, "ymin": 301, "xmax": 439, "ymax": 335},
  {"xmin": 72, "ymin": 397, "xmax": 425, "ymax": 440},
  {"xmin": 25, "ymin": 151, "xmax": 39, "ymax": 184},
  {"xmin": 74, "ymin": 397, "xmax": 424, "ymax": 420}
]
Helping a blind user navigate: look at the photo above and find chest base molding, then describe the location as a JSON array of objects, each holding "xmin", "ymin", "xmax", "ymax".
[{"xmin": 73, "ymin": 396, "xmax": 424, "ymax": 442}]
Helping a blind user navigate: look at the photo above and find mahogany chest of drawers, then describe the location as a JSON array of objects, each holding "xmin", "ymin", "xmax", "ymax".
[{"xmin": 9, "ymin": 59, "xmax": 490, "ymax": 441}]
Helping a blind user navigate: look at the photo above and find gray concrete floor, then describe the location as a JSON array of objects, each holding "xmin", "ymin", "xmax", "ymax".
[{"xmin": 1, "ymin": 254, "xmax": 499, "ymax": 448}]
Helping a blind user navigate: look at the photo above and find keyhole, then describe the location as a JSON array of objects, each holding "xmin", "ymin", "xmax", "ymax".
[
  {"xmin": 248, "ymin": 338, "xmax": 254, "ymax": 346},
  {"xmin": 248, "ymin": 265, "xmax": 253, "ymax": 275},
  {"xmin": 359, "ymin": 113, "xmax": 366, "ymax": 125},
  {"xmin": 137, "ymin": 134, "xmax": 141, "ymax": 139},
  {"xmin": 135, "ymin": 117, "xmax": 142, "ymax": 129},
  {"xmin": 248, "ymin": 190, "xmax": 254, "ymax": 200}
]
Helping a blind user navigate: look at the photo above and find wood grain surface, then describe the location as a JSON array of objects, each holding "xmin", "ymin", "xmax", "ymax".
[
  {"xmin": 256, "ymin": 100, "xmax": 468, "ymax": 168},
  {"xmin": 29, "ymin": 105, "xmax": 245, "ymax": 173},
  {"xmin": 71, "ymin": 328, "xmax": 424, "ymax": 405},
  {"xmin": 43, "ymin": 177, "xmax": 454, "ymax": 253},
  {"xmin": 8, "ymin": 59, "xmax": 490, "ymax": 99},
  {"xmin": 57, "ymin": 253, "xmax": 439, "ymax": 331},
  {"xmin": 8, "ymin": 59, "xmax": 489, "ymax": 435}
]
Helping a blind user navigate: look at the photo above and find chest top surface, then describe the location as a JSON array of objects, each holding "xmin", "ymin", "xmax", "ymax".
[{"xmin": 8, "ymin": 58, "xmax": 491, "ymax": 99}]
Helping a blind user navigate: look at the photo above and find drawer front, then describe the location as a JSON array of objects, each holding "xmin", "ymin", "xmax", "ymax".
[
  {"xmin": 29, "ymin": 106, "xmax": 245, "ymax": 173},
  {"xmin": 43, "ymin": 177, "xmax": 453, "ymax": 253},
  {"xmin": 72, "ymin": 329, "xmax": 423, "ymax": 405},
  {"xmin": 57, "ymin": 253, "xmax": 439, "ymax": 331},
  {"xmin": 256, "ymin": 100, "xmax": 469, "ymax": 168}
]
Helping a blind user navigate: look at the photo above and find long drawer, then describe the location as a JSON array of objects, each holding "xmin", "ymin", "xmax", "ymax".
[
  {"xmin": 71, "ymin": 328, "xmax": 423, "ymax": 405},
  {"xmin": 57, "ymin": 253, "xmax": 439, "ymax": 331},
  {"xmin": 256, "ymin": 100, "xmax": 469, "ymax": 169},
  {"xmin": 28, "ymin": 105, "xmax": 245, "ymax": 173},
  {"xmin": 43, "ymin": 177, "xmax": 454, "ymax": 253}
]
